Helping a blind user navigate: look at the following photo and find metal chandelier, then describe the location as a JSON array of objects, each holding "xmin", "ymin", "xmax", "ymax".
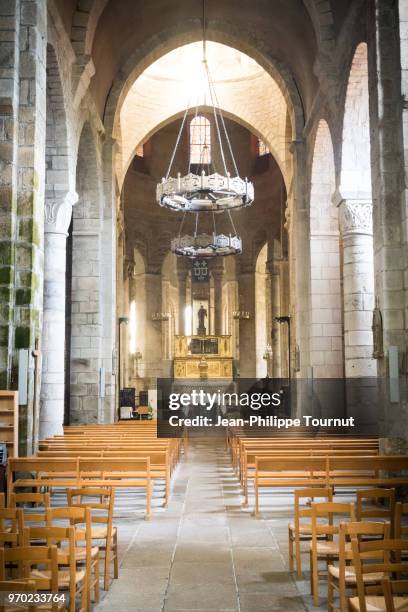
[{"xmin": 155, "ymin": 1, "xmax": 254, "ymax": 258}]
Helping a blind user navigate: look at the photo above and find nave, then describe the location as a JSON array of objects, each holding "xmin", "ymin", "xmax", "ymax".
[{"xmin": 97, "ymin": 437, "xmax": 332, "ymax": 612}]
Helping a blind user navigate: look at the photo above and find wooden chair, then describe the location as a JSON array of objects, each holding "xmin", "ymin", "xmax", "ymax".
[
  {"xmin": 327, "ymin": 521, "xmax": 390, "ymax": 612},
  {"xmin": 47, "ymin": 506, "xmax": 99, "ymax": 609},
  {"xmin": 381, "ymin": 577, "xmax": 408, "ymax": 612},
  {"xmin": 0, "ymin": 580, "xmax": 36, "ymax": 612},
  {"xmin": 288, "ymin": 487, "xmax": 332, "ymax": 577},
  {"xmin": 394, "ymin": 502, "xmax": 408, "ymax": 540},
  {"xmin": 67, "ymin": 487, "xmax": 118, "ymax": 591},
  {"xmin": 309, "ymin": 501, "xmax": 356, "ymax": 606},
  {"xmin": 356, "ymin": 488, "xmax": 395, "ymax": 531},
  {"xmin": 22, "ymin": 526, "xmax": 86, "ymax": 612},
  {"xmin": 0, "ymin": 509, "xmax": 23, "ymax": 547},
  {"xmin": 0, "ymin": 546, "xmax": 63, "ymax": 612},
  {"xmin": 350, "ymin": 537, "xmax": 408, "ymax": 611},
  {"xmin": 9, "ymin": 493, "xmax": 50, "ymax": 526}
]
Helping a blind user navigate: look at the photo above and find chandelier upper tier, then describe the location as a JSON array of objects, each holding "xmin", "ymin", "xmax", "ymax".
[
  {"xmin": 155, "ymin": 1, "xmax": 255, "ymax": 257},
  {"xmin": 157, "ymin": 171, "xmax": 254, "ymax": 213},
  {"xmin": 155, "ymin": 39, "xmax": 255, "ymax": 215}
]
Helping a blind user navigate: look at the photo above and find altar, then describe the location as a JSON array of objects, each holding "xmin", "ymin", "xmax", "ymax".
[{"xmin": 174, "ymin": 335, "xmax": 233, "ymax": 379}]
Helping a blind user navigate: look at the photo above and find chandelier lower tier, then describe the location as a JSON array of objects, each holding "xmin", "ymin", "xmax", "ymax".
[
  {"xmin": 157, "ymin": 172, "xmax": 254, "ymax": 212},
  {"xmin": 171, "ymin": 232, "xmax": 242, "ymax": 258}
]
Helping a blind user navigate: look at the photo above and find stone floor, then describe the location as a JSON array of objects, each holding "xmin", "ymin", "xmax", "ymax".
[{"xmin": 96, "ymin": 438, "xmax": 330, "ymax": 611}]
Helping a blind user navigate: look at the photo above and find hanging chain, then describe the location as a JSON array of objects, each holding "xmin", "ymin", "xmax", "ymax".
[
  {"xmin": 207, "ymin": 67, "xmax": 239, "ymax": 176},
  {"xmin": 227, "ymin": 209, "xmax": 238, "ymax": 236},
  {"xmin": 204, "ymin": 60, "xmax": 228, "ymax": 176},
  {"xmin": 166, "ymin": 102, "xmax": 191, "ymax": 179},
  {"xmin": 178, "ymin": 212, "xmax": 186, "ymax": 238}
]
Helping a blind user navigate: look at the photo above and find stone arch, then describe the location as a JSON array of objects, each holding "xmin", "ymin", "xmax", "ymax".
[
  {"xmin": 40, "ymin": 43, "xmax": 76, "ymax": 439},
  {"xmin": 309, "ymin": 119, "xmax": 343, "ymax": 378},
  {"xmin": 124, "ymin": 106, "xmax": 287, "ymax": 192},
  {"xmin": 338, "ymin": 42, "xmax": 376, "ymax": 378},
  {"xmin": 302, "ymin": 0, "xmax": 336, "ymax": 66},
  {"xmin": 68, "ymin": 121, "xmax": 104, "ymax": 424},
  {"xmin": 102, "ymin": 23, "xmax": 305, "ymax": 187},
  {"xmin": 340, "ymin": 42, "xmax": 372, "ymax": 199},
  {"xmin": 108, "ymin": 26, "xmax": 303, "ymax": 130}
]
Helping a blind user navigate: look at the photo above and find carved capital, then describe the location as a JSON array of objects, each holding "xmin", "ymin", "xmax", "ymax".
[
  {"xmin": 45, "ymin": 191, "xmax": 78, "ymax": 235},
  {"xmin": 338, "ymin": 199, "xmax": 373, "ymax": 237}
]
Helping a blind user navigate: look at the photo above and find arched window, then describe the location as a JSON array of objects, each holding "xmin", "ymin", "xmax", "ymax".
[
  {"xmin": 190, "ymin": 116, "xmax": 211, "ymax": 164},
  {"xmin": 258, "ymin": 139, "xmax": 269, "ymax": 156}
]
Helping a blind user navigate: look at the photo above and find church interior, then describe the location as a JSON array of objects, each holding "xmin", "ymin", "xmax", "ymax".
[{"xmin": 1, "ymin": 0, "xmax": 408, "ymax": 610}]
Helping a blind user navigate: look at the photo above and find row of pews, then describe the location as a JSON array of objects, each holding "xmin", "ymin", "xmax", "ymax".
[{"xmin": 227, "ymin": 425, "xmax": 408, "ymax": 610}]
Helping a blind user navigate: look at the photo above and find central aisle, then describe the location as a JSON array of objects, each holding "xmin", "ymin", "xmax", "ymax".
[{"xmin": 97, "ymin": 438, "xmax": 311, "ymax": 611}]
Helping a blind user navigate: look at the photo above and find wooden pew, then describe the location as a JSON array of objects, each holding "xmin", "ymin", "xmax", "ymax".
[
  {"xmin": 240, "ymin": 448, "xmax": 379, "ymax": 505},
  {"xmin": 254, "ymin": 455, "xmax": 408, "ymax": 516},
  {"xmin": 37, "ymin": 449, "xmax": 171, "ymax": 506},
  {"xmin": 7, "ymin": 457, "xmax": 153, "ymax": 519}
]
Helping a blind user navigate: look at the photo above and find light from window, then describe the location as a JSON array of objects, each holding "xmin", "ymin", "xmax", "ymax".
[
  {"xmin": 190, "ymin": 116, "xmax": 211, "ymax": 165},
  {"xmin": 129, "ymin": 301, "xmax": 137, "ymax": 354},
  {"xmin": 258, "ymin": 140, "xmax": 269, "ymax": 156},
  {"xmin": 135, "ymin": 144, "xmax": 143, "ymax": 157},
  {"xmin": 184, "ymin": 305, "xmax": 193, "ymax": 336}
]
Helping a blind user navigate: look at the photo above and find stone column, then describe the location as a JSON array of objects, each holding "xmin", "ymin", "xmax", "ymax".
[
  {"xmin": 144, "ymin": 270, "xmax": 163, "ymax": 382},
  {"xmin": 289, "ymin": 140, "xmax": 311, "ymax": 378},
  {"xmin": 266, "ymin": 258, "xmax": 282, "ymax": 377},
  {"xmin": 40, "ymin": 192, "xmax": 77, "ymax": 439},
  {"xmin": 237, "ymin": 266, "xmax": 256, "ymax": 378},
  {"xmin": 212, "ymin": 263, "xmax": 224, "ymax": 335},
  {"xmin": 338, "ymin": 198, "xmax": 377, "ymax": 377},
  {"xmin": 177, "ymin": 262, "xmax": 188, "ymax": 336}
]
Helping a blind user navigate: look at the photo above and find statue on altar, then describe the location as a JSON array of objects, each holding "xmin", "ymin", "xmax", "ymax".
[{"xmin": 197, "ymin": 303, "xmax": 207, "ymax": 336}]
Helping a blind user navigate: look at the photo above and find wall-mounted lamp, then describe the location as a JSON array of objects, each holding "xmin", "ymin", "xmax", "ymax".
[
  {"xmin": 151, "ymin": 312, "xmax": 170, "ymax": 322},
  {"xmin": 233, "ymin": 310, "xmax": 251, "ymax": 320}
]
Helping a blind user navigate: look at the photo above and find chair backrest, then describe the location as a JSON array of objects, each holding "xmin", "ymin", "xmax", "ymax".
[
  {"xmin": 46, "ymin": 505, "xmax": 92, "ymax": 550},
  {"xmin": 394, "ymin": 502, "xmax": 408, "ymax": 539},
  {"xmin": 294, "ymin": 487, "xmax": 333, "ymax": 527},
  {"xmin": 0, "ymin": 507, "xmax": 23, "ymax": 545},
  {"xmin": 67, "ymin": 486, "xmax": 114, "ymax": 528},
  {"xmin": 10, "ymin": 492, "xmax": 51, "ymax": 525},
  {"xmin": 0, "ymin": 545, "xmax": 59, "ymax": 592},
  {"xmin": 337, "ymin": 521, "xmax": 390, "ymax": 592},
  {"xmin": 311, "ymin": 501, "xmax": 356, "ymax": 541},
  {"xmin": 0, "ymin": 580, "xmax": 37, "ymax": 612},
  {"xmin": 352, "ymin": 537, "xmax": 408, "ymax": 612},
  {"xmin": 23, "ymin": 525, "xmax": 76, "ymax": 571},
  {"xmin": 356, "ymin": 488, "xmax": 395, "ymax": 524}
]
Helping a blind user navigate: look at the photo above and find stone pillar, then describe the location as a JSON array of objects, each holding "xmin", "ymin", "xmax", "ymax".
[
  {"xmin": 212, "ymin": 263, "xmax": 224, "ymax": 335},
  {"xmin": 238, "ymin": 267, "xmax": 256, "ymax": 378},
  {"xmin": 288, "ymin": 140, "xmax": 311, "ymax": 378},
  {"xmin": 0, "ymin": 0, "xmax": 47, "ymax": 453},
  {"xmin": 177, "ymin": 262, "xmax": 188, "ymax": 335},
  {"xmin": 144, "ymin": 271, "xmax": 162, "ymax": 382},
  {"xmin": 266, "ymin": 258, "xmax": 282, "ymax": 377},
  {"xmin": 40, "ymin": 193, "xmax": 77, "ymax": 439},
  {"xmin": 338, "ymin": 198, "xmax": 377, "ymax": 377},
  {"xmin": 280, "ymin": 257, "xmax": 290, "ymax": 378}
]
